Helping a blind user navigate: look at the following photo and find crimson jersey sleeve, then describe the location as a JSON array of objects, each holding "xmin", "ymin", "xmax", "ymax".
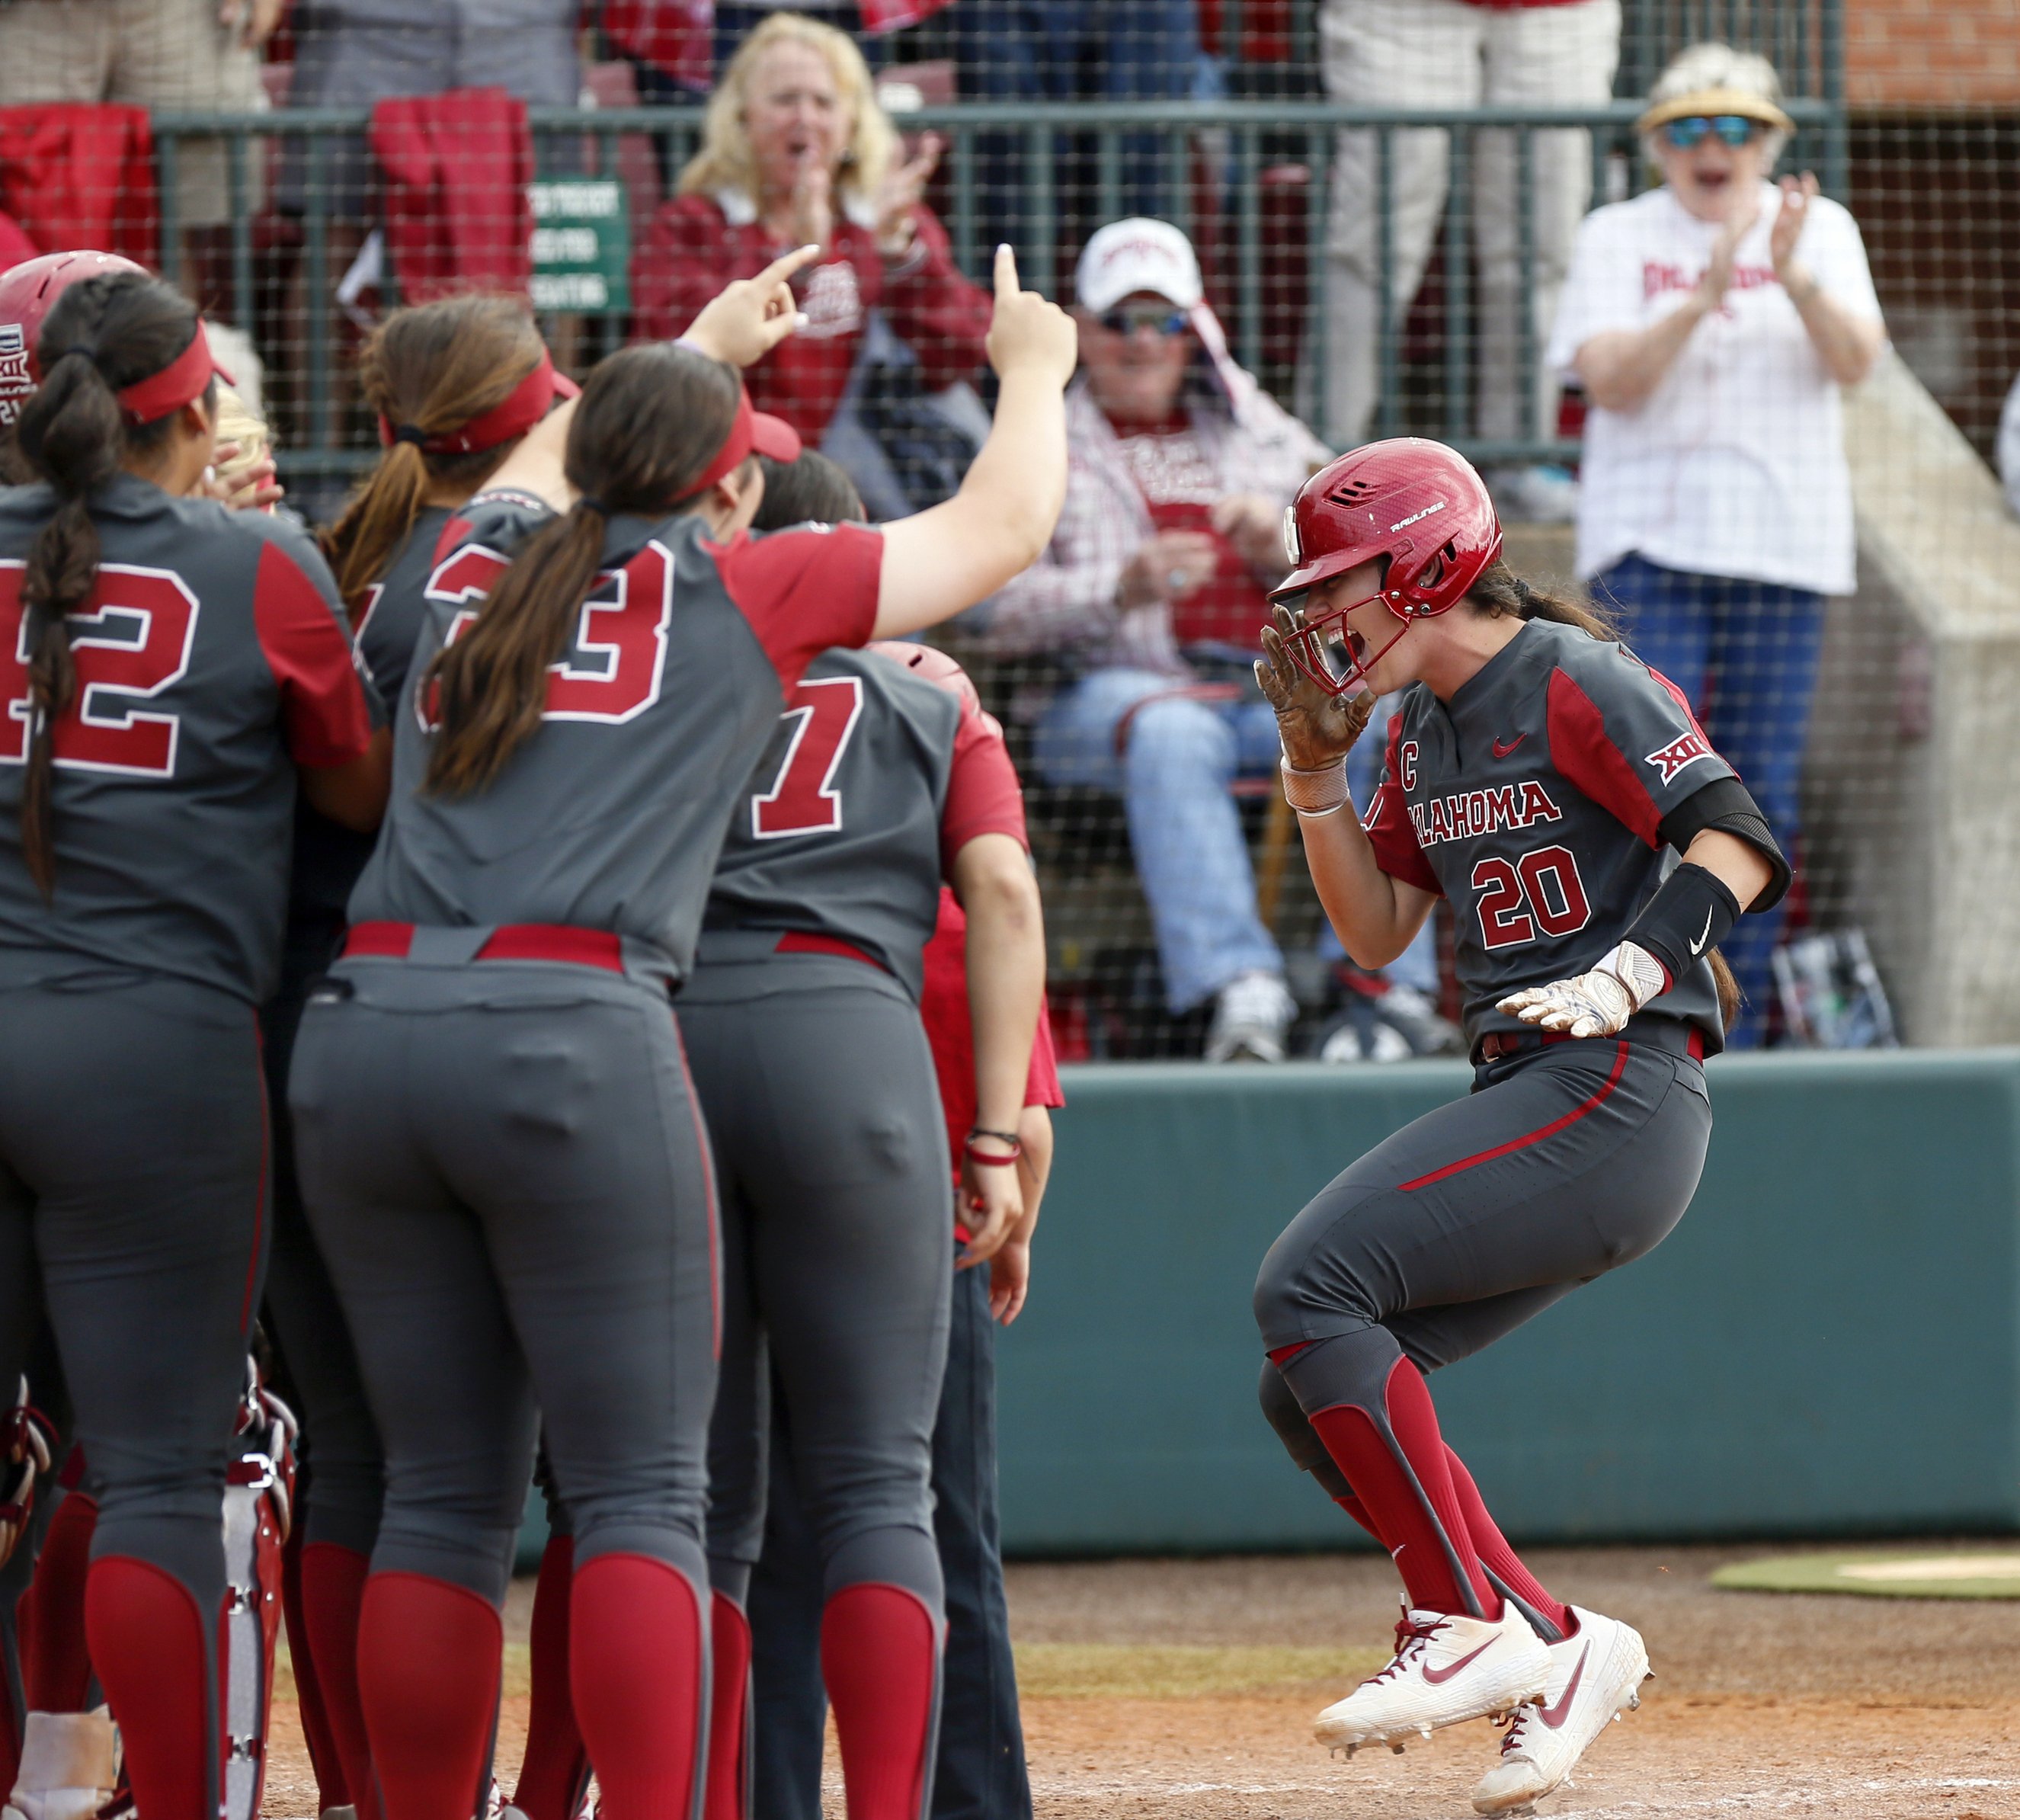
[
  {"xmin": 1362, "ymin": 713, "xmax": 1442, "ymax": 896},
  {"xmin": 715, "ymin": 522, "xmax": 883, "ymax": 691},
  {"xmin": 1545, "ymin": 644, "xmax": 1738, "ymax": 848},
  {"xmin": 253, "ymin": 540, "xmax": 376, "ymax": 767},
  {"xmin": 939, "ymin": 700, "xmax": 1027, "ymax": 877}
]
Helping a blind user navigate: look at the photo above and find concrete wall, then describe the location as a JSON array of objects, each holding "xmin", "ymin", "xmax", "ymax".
[{"xmin": 993, "ymin": 1054, "xmax": 2020, "ymax": 1554}]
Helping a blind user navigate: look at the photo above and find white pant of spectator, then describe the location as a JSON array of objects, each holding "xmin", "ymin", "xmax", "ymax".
[
  {"xmin": 1317, "ymin": 0, "xmax": 1620, "ymax": 447},
  {"xmin": 1032, "ymin": 667, "xmax": 1284, "ymax": 1015}
]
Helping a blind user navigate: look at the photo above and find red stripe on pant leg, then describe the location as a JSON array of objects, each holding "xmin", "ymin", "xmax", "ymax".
[
  {"xmin": 302, "ymin": 1543, "xmax": 379, "ymax": 1820},
  {"xmin": 568, "ymin": 1553, "xmax": 706, "ymax": 1820},
  {"xmin": 22, "ymin": 1490, "xmax": 97, "ymax": 1710},
  {"xmin": 513, "ymin": 1537, "xmax": 590, "ymax": 1820},
  {"xmin": 283, "ymin": 1530, "xmax": 350, "ymax": 1813},
  {"xmin": 357, "ymin": 1572, "xmax": 501, "ymax": 1820},
  {"xmin": 1444, "ymin": 1447, "xmax": 1572, "ymax": 1641},
  {"xmin": 1399, "ymin": 1042, "xmax": 1630, "ymax": 1191},
  {"xmin": 1307, "ymin": 1360, "xmax": 1500, "ymax": 1620},
  {"xmin": 1266, "ymin": 1342, "xmax": 1312, "ymax": 1367},
  {"xmin": 821, "ymin": 1583, "xmax": 940, "ymax": 1820},
  {"xmin": 84, "ymin": 1556, "xmax": 213, "ymax": 1820},
  {"xmin": 705, "ymin": 1591, "xmax": 752, "ymax": 1820}
]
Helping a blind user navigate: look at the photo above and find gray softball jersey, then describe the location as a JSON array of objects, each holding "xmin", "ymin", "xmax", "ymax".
[
  {"xmin": 346, "ymin": 493, "xmax": 882, "ymax": 974},
  {"xmin": 0, "ymin": 474, "xmax": 375, "ymax": 1001},
  {"xmin": 1361, "ymin": 617, "xmax": 1738, "ymax": 1053},
  {"xmin": 701, "ymin": 647, "xmax": 1024, "ymax": 1001}
]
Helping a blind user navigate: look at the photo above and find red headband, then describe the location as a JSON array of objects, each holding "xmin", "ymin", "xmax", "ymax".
[
  {"xmin": 687, "ymin": 386, "xmax": 802, "ymax": 497},
  {"xmin": 115, "ymin": 320, "xmax": 233, "ymax": 425},
  {"xmin": 376, "ymin": 348, "xmax": 579, "ymax": 457}
]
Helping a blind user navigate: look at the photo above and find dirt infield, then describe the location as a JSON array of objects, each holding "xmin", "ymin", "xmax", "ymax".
[{"xmin": 258, "ymin": 1543, "xmax": 2020, "ymax": 1818}]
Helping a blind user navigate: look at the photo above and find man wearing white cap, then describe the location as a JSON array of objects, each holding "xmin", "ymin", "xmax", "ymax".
[{"xmin": 972, "ymin": 218, "xmax": 1329, "ymax": 1062}]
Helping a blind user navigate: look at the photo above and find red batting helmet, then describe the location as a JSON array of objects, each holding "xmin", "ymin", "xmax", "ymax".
[
  {"xmin": 0, "ymin": 251, "xmax": 149, "ymax": 426},
  {"xmin": 1269, "ymin": 437, "xmax": 1503, "ymax": 698},
  {"xmin": 868, "ymin": 640, "xmax": 984, "ymax": 718}
]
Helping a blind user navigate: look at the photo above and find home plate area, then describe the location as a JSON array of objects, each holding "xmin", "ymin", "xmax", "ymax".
[{"xmin": 258, "ymin": 1546, "xmax": 2020, "ymax": 1819}]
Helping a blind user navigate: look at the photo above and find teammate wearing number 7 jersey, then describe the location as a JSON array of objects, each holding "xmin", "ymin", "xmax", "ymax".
[
  {"xmin": 0, "ymin": 262, "xmax": 384, "ymax": 1820},
  {"xmin": 1248, "ymin": 441, "xmax": 1788, "ymax": 1815},
  {"xmin": 287, "ymin": 248, "xmax": 1079, "ymax": 1820}
]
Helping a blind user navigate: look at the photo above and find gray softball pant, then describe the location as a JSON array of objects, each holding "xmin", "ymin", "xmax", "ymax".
[
  {"xmin": 0, "ymin": 972, "xmax": 269, "ymax": 1818},
  {"xmin": 1253, "ymin": 1031, "xmax": 1712, "ymax": 1488},
  {"xmin": 287, "ymin": 953, "xmax": 719, "ymax": 1608},
  {"xmin": 677, "ymin": 953, "xmax": 952, "ymax": 1615}
]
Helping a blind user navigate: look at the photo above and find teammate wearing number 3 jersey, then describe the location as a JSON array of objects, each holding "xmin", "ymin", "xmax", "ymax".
[
  {"xmin": 1249, "ymin": 441, "xmax": 1788, "ymax": 1815},
  {"xmin": 287, "ymin": 247, "xmax": 1079, "ymax": 1820},
  {"xmin": 0, "ymin": 264, "xmax": 384, "ymax": 1820}
]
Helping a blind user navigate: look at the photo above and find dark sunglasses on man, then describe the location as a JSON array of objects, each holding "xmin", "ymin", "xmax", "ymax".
[
  {"xmin": 1099, "ymin": 302, "xmax": 1190, "ymax": 338},
  {"xmin": 1663, "ymin": 114, "xmax": 1762, "ymax": 149}
]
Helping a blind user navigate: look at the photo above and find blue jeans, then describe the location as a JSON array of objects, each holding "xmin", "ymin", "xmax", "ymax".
[
  {"xmin": 949, "ymin": 0, "xmax": 1202, "ymax": 264},
  {"xmin": 1593, "ymin": 554, "xmax": 1826, "ymax": 1049},
  {"xmin": 750, "ymin": 1255, "xmax": 1030, "ymax": 1820},
  {"xmin": 1032, "ymin": 667, "xmax": 1284, "ymax": 1014}
]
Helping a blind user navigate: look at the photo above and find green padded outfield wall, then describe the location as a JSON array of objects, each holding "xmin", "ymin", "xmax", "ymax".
[{"xmin": 992, "ymin": 1051, "xmax": 2020, "ymax": 1553}]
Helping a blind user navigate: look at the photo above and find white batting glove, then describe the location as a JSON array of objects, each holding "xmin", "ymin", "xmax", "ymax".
[{"xmin": 1496, "ymin": 941, "xmax": 1669, "ymax": 1039}]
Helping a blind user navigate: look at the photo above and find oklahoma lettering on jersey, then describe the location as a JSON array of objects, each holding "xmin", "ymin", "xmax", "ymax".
[{"xmin": 1359, "ymin": 617, "xmax": 1738, "ymax": 1053}]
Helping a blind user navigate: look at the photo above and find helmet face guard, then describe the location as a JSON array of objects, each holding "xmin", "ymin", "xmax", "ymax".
[{"xmin": 1280, "ymin": 585, "xmax": 1416, "ymax": 700}]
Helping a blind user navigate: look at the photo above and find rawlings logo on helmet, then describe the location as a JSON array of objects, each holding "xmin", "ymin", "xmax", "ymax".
[{"xmin": 0, "ymin": 325, "xmax": 33, "ymax": 427}]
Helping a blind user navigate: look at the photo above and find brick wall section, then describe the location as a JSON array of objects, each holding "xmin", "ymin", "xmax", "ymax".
[{"xmin": 1849, "ymin": 0, "xmax": 2020, "ymax": 107}]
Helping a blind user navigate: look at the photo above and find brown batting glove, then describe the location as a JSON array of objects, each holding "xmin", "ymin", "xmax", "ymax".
[{"xmin": 1256, "ymin": 601, "xmax": 1376, "ymax": 774}]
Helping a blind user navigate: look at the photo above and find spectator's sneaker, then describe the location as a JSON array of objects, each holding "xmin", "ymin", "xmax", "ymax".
[
  {"xmin": 1205, "ymin": 970, "xmax": 1295, "ymax": 1062},
  {"xmin": 1377, "ymin": 982, "xmax": 1466, "ymax": 1056},
  {"xmin": 1314, "ymin": 999, "xmax": 1416, "ymax": 1064},
  {"xmin": 1471, "ymin": 1607, "xmax": 1650, "ymax": 1815},
  {"xmin": 1314, "ymin": 1607, "xmax": 1550, "ymax": 1756},
  {"xmin": 1487, "ymin": 465, "xmax": 1579, "ymax": 524}
]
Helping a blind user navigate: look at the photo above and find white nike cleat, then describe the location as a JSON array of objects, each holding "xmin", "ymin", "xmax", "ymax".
[
  {"xmin": 1315, "ymin": 1605, "xmax": 1550, "ymax": 1757},
  {"xmin": 1471, "ymin": 1605, "xmax": 1652, "ymax": 1815}
]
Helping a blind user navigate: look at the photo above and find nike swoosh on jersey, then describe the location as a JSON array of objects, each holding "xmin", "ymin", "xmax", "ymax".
[
  {"xmin": 1537, "ymin": 1642, "xmax": 1592, "ymax": 1729},
  {"xmin": 1688, "ymin": 906, "xmax": 1715, "ymax": 956},
  {"xmin": 1420, "ymin": 1639, "xmax": 1501, "ymax": 1684},
  {"xmin": 1492, "ymin": 734, "xmax": 1527, "ymax": 759}
]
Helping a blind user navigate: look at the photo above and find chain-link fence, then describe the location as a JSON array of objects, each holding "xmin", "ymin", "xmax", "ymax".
[{"xmin": 5, "ymin": 0, "xmax": 2016, "ymax": 1057}]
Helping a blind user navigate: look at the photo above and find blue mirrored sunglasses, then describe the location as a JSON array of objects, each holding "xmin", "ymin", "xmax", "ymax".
[
  {"xmin": 1099, "ymin": 304, "xmax": 1190, "ymax": 337},
  {"xmin": 1664, "ymin": 115, "xmax": 1760, "ymax": 149}
]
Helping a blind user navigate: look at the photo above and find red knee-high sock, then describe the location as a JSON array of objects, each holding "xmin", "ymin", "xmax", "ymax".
[
  {"xmin": 21, "ymin": 1489, "xmax": 97, "ymax": 1711},
  {"xmin": 302, "ymin": 1543, "xmax": 379, "ymax": 1820},
  {"xmin": 703, "ymin": 1591, "xmax": 751, "ymax": 1820},
  {"xmin": 568, "ymin": 1554, "xmax": 705, "ymax": 1820},
  {"xmin": 1443, "ymin": 1448, "xmax": 1573, "ymax": 1641},
  {"xmin": 357, "ymin": 1572, "xmax": 501, "ymax": 1820},
  {"xmin": 84, "ymin": 1556, "xmax": 215, "ymax": 1820},
  {"xmin": 1305, "ymin": 1358, "xmax": 1500, "ymax": 1620},
  {"xmin": 283, "ymin": 1529, "xmax": 351, "ymax": 1814},
  {"xmin": 513, "ymin": 1537, "xmax": 589, "ymax": 1820},
  {"xmin": 821, "ymin": 1584, "xmax": 940, "ymax": 1820}
]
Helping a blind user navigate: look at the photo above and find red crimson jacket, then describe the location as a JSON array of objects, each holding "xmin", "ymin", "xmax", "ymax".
[{"xmin": 631, "ymin": 188, "xmax": 991, "ymax": 442}]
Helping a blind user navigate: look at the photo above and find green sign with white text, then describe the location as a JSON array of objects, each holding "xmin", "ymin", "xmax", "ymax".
[{"xmin": 530, "ymin": 178, "xmax": 630, "ymax": 314}]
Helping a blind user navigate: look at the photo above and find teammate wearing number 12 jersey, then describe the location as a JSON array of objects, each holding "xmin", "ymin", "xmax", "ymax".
[
  {"xmin": 1248, "ymin": 441, "xmax": 1788, "ymax": 1815},
  {"xmin": 287, "ymin": 248, "xmax": 1079, "ymax": 1820},
  {"xmin": 0, "ymin": 264, "xmax": 383, "ymax": 1820}
]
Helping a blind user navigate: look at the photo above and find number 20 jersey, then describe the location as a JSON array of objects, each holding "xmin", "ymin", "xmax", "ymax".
[
  {"xmin": 1361, "ymin": 616, "xmax": 1737, "ymax": 1053},
  {"xmin": 0, "ymin": 474, "xmax": 374, "ymax": 1001},
  {"xmin": 346, "ymin": 492, "xmax": 883, "ymax": 978}
]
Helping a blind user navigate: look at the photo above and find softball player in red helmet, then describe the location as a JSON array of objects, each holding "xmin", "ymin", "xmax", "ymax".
[
  {"xmin": 286, "ymin": 246, "xmax": 1076, "ymax": 1820},
  {"xmin": 0, "ymin": 262, "xmax": 383, "ymax": 1820},
  {"xmin": 1250, "ymin": 439, "xmax": 1788, "ymax": 1813}
]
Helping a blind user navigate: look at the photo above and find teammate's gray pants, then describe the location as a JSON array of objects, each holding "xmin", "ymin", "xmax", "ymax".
[
  {"xmin": 678, "ymin": 954, "xmax": 952, "ymax": 1613},
  {"xmin": 1253, "ymin": 1033, "xmax": 1711, "ymax": 1492},
  {"xmin": 289, "ymin": 957, "xmax": 719, "ymax": 1607},
  {"xmin": 0, "ymin": 973, "xmax": 268, "ymax": 1818}
]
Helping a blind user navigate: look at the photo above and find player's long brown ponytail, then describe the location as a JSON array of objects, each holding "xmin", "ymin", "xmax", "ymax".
[
  {"xmin": 424, "ymin": 344, "xmax": 744, "ymax": 796},
  {"xmin": 13, "ymin": 272, "xmax": 210, "ymax": 899},
  {"xmin": 321, "ymin": 296, "xmax": 549, "ymax": 620},
  {"xmin": 1468, "ymin": 559, "xmax": 1743, "ymax": 1029}
]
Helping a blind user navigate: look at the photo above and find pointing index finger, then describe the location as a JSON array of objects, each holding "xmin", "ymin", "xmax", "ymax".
[
  {"xmin": 994, "ymin": 243, "xmax": 1020, "ymax": 302},
  {"xmin": 757, "ymin": 244, "xmax": 824, "ymax": 290}
]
